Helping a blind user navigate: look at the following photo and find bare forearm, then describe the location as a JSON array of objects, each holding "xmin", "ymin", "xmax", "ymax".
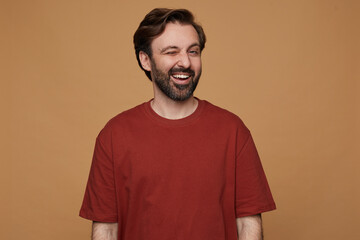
[
  {"xmin": 92, "ymin": 222, "xmax": 118, "ymax": 240},
  {"xmin": 236, "ymin": 214, "xmax": 263, "ymax": 240}
]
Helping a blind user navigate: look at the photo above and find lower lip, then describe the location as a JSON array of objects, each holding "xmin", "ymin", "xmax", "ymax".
[{"xmin": 171, "ymin": 76, "xmax": 191, "ymax": 85}]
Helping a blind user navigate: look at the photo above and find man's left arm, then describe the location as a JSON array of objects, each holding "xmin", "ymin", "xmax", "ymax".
[{"xmin": 236, "ymin": 214, "xmax": 263, "ymax": 240}]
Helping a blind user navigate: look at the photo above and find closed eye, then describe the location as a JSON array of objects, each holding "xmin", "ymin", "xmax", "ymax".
[{"xmin": 165, "ymin": 51, "xmax": 177, "ymax": 55}]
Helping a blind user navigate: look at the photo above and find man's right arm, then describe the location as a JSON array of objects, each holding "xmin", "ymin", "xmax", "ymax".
[{"xmin": 92, "ymin": 222, "xmax": 118, "ymax": 240}]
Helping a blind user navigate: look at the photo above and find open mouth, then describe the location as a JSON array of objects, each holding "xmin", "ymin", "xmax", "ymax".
[
  {"xmin": 171, "ymin": 74, "xmax": 191, "ymax": 80},
  {"xmin": 169, "ymin": 68, "xmax": 194, "ymax": 85}
]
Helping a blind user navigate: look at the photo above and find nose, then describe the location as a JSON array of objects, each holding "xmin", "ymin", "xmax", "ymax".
[{"xmin": 176, "ymin": 52, "xmax": 191, "ymax": 69}]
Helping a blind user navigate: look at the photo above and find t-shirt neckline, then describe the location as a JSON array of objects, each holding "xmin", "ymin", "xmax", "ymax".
[{"xmin": 143, "ymin": 97, "xmax": 205, "ymax": 127}]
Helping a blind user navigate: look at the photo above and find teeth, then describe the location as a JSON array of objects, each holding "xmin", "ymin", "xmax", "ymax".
[{"xmin": 173, "ymin": 74, "xmax": 190, "ymax": 79}]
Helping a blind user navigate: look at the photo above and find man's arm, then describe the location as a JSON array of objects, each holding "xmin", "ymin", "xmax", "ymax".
[
  {"xmin": 92, "ymin": 222, "xmax": 118, "ymax": 240},
  {"xmin": 236, "ymin": 214, "xmax": 263, "ymax": 240}
]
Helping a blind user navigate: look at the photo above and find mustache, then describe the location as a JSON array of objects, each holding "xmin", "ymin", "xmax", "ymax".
[{"xmin": 169, "ymin": 68, "xmax": 195, "ymax": 76}]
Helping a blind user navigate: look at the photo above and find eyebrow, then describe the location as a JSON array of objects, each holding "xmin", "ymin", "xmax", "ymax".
[
  {"xmin": 188, "ymin": 43, "xmax": 201, "ymax": 50},
  {"xmin": 160, "ymin": 43, "xmax": 201, "ymax": 53}
]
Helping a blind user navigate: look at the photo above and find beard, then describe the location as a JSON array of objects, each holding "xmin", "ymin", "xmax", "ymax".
[{"xmin": 150, "ymin": 60, "xmax": 201, "ymax": 102}]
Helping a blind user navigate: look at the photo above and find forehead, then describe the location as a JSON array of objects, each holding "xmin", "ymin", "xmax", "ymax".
[{"xmin": 151, "ymin": 22, "xmax": 200, "ymax": 52}]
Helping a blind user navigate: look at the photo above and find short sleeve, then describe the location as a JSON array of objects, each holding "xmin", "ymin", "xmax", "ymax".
[
  {"xmin": 235, "ymin": 134, "xmax": 276, "ymax": 217},
  {"xmin": 79, "ymin": 129, "xmax": 118, "ymax": 222}
]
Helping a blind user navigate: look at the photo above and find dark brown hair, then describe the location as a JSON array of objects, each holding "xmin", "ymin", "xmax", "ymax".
[{"xmin": 133, "ymin": 8, "xmax": 206, "ymax": 81}]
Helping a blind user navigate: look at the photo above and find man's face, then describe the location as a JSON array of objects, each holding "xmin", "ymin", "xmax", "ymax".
[{"xmin": 148, "ymin": 22, "xmax": 202, "ymax": 101}]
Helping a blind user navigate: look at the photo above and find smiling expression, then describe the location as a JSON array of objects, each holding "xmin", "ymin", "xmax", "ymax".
[{"xmin": 140, "ymin": 22, "xmax": 202, "ymax": 101}]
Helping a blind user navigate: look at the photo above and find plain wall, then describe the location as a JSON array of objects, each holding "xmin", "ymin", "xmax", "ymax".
[{"xmin": 3, "ymin": 0, "xmax": 359, "ymax": 239}]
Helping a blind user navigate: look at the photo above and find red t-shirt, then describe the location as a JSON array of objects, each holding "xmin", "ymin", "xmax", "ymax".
[{"xmin": 80, "ymin": 99, "xmax": 276, "ymax": 239}]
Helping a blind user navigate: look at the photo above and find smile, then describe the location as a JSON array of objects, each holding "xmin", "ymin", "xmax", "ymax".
[{"xmin": 172, "ymin": 74, "xmax": 191, "ymax": 80}]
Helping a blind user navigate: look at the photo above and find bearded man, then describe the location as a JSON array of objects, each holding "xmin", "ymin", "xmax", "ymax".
[{"xmin": 80, "ymin": 8, "xmax": 276, "ymax": 240}]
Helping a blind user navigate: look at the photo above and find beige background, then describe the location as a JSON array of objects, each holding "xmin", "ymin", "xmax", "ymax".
[{"xmin": 2, "ymin": 0, "xmax": 359, "ymax": 239}]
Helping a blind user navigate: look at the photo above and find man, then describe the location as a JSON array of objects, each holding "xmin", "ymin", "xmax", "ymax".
[{"xmin": 80, "ymin": 8, "xmax": 276, "ymax": 240}]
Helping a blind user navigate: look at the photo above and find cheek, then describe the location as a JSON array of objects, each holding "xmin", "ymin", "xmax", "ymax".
[
  {"xmin": 192, "ymin": 59, "xmax": 202, "ymax": 72},
  {"xmin": 159, "ymin": 60, "xmax": 178, "ymax": 71}
]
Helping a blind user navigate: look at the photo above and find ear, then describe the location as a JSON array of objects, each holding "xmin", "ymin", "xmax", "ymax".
[{"xmin": 139, "ymin": 51, "xmax": 151, "ymax": 71}]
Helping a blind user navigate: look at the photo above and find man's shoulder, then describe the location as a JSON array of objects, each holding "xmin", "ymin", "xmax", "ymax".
[
  {"xmin": 203, "ymin": 100, "xmax": 246, "ymax": 123},
  {"xmin": 99, "ymin": 101, "xmax": 147, "ymax": 132},
  {"xmin": 111, "ymin": 102, "xmax": 146, "ymax": 122}
]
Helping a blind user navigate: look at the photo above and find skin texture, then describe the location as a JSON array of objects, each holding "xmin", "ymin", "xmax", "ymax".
[
  {"xmin": 236, "ymin": 214, "xmax": 263, "ymax": 240},
  {"xmin": 92, "ymin": 222, "xmax": 118, "ymax": 240},
  {"xmin": 139, "ymin": 22, "xmax": 202, "ymax": 119}
]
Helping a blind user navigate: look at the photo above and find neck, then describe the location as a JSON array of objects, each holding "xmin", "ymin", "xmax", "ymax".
[{"xmin": 151, "ymin": 96, "xmax": 198, "ymax": 120}]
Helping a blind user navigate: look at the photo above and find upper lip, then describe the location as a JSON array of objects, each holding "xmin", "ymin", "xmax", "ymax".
[
  {"xmin": 172, "ymin": 73, "xmax": 191, "ymax": 77},
  {"xmin": 169, "ymin": 68, "xmax": 194, "ymax": 76}
]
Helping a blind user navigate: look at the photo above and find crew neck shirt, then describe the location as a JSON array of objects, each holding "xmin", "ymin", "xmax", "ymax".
[{"xmin": 80, "ymin": 98, "xmax": 276, "ymax": 240}]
